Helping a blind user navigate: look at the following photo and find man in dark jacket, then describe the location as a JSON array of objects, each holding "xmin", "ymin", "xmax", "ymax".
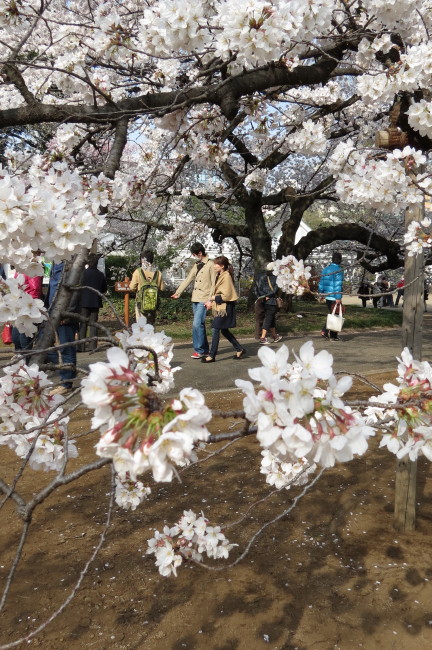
[{"xmin": 78, "ymin": 254, "xmax": 107, "ymax": 351}]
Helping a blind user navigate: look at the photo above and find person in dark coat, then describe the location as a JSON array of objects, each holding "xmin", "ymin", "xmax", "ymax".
[
  {"xmin": 45, "ymin": 260, "xmax": 80, "ymax": 394},
  {"xmin": 357, "ymin": 275, "xmax": 371, "ymax": 308},
  {"xmin": 201, "ymin": 256, "xmax": 245, "ymax": 362},
  {"xmin": 255, "ymin": 262, "xmax": 283, "ymax": 345},
  {"xmin": 78, "ymin": 254, "xmax": 107, "ymax": 351}
]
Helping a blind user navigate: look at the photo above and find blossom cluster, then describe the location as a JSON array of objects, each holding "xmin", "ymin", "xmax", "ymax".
[
  {"xmin": 81, "ymin": 328, "xmax": 211, "ymax": 482},
  {"xmin": 260, "ymin": 450, "xmax": 316, "ymax": 489},
  {"xmin": 147, "ymin": 510, "xmax": 236, "ymax": 576},
  {"xmin": 357, "ymin": 40, "xmax": 432, "ymax": 108},
  {"xmin": 114, "ymin": 317, "xmax": 179, "ymax": 393},
  {"xmin": 329, "ymin": 143, "xmax": 426, "ymax": 213},
  {"xmin": 285, "ymin": 120, "xmax": 328, "ymax": 156},
  {"xmin": 114, "ymin": 475, "xmax": 151, "ymax": 511},
  {"xmin": 0, "ymin": 361, "xmax": 76, "ymax": 471},
  {"xmin": 0, "ymin": 159, "xmax": 109, "ymax": 273},
  {"xmin": 407, "ymin": 99, "xmax": 432, "ymax": 139},
  {"xmin": 139, "ymin": 0, "xmax": 335, "ymax": 71},
  {"xmin": 366, "ymin": 348, "xmax": 432, "ymax": 461},
  {"xmin": 0, "ymin": 275, "xmax": 46, "ymax": 335},
  {"xmin": 272, "ymin": 256, "xmax": 312, "ymax": 296},
  {"xmin": 236, "ymin": 342, "xmax": 375, "ymax": 486},
  {"xmin": 404, "ymin": 217, "xmax": 432, "ymax": 256}
]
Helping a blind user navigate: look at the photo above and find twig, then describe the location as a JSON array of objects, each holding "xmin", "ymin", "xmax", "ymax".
[
  {"xmin": 0, "ymin": 521, "xmax": 31, "ymax": 613},
  {"xmin": 222, "ymin": 465, "xmax": 313, "ymax": 530},
  {"xmin": 195, "ymin": 468, "xmax": 325, "ymax": 571},
  {"xmin": 334, "ymin": 370, "xmax": 381, "ymax": 391},
  {"xmin": 0, "ymin": 468, "xmax": 115, "ymax": 648}
]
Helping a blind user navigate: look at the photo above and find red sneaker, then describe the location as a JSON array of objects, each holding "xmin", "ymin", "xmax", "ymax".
[{"xmin": 191, "ymin": 352, "xmax": 204, "ymax": 359}]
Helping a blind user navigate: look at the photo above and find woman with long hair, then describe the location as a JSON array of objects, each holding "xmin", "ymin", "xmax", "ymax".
[{"xmin": 201, "ymin": 255, "xmax": 246, "ymax": 363}]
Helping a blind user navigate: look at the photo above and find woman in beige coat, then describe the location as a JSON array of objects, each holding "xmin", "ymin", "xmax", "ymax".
[{"xmin": 201, "ymin": 256, "xmax": 246, "ymax": 363}]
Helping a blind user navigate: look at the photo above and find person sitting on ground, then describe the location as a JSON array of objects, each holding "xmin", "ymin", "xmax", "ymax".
[
  {"xmin": 201, "ymin": 255, "xmax": 245, "ymax": 363},
  {"xmin": 255, "ymin": 262, "xmax": 283, "ymax": 345}
]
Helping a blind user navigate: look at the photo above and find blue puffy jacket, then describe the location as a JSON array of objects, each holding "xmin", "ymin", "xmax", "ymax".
[{"xmin": 318, "ymin": 263, "xmax": 343, "ymax": 301}]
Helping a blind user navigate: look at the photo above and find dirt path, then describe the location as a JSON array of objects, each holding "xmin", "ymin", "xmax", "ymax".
[{"xmin": 2, "ymin": 373, "xmax": 432, "ymax": 649}]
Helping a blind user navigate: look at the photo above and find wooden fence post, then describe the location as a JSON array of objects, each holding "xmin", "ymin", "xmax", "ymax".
[{"xmin": 394, "ymin": 200, "xmax": 425, "ymax": 531}]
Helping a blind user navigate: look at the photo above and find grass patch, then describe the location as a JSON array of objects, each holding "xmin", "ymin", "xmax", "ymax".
[
  {"xmin": 160, "ymin": 301, "xmax": 402, "ymax": 340},
  {"xmin": 99, "ymin": 292, "xmax": 402, "ymax": 340},
  {"xmin": 276, "ymin": 302, "xmax": 402, "ymax": 336}
]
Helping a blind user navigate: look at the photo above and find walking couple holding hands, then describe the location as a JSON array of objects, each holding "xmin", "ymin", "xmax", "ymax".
[{"xmin": 171, "ymin": 243, "xmax": 245, "ymax": 363}]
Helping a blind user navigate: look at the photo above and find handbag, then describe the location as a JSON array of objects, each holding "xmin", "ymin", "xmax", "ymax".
[
  {"xmin": 267, "ymin": 276, "xmax": 283, "ymax": 309},
  {"xmin": 326, "ymin": 304, "xmax": 344, "ymax": 332},
  {"xmin": 2, "ymin": 323, "xmax": 13, "ymax": 345}
]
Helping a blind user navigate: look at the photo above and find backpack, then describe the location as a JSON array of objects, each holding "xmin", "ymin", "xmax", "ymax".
[{"xmin": 136, "ymin": 269, "xmax": 160, "ymax": 313}]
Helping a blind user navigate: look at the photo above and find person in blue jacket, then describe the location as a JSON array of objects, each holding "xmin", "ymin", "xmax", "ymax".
[{"xmin": 318, "ymin": 252, "xmax": 344, "ymax": 341}]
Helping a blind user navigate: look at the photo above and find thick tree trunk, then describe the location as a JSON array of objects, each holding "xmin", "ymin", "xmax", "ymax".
[
  {"xmin": 394, "ymin": 201, "xmax": 425, "ymax": 532},
  {"xmin": 31, "ymin": 248, "xmax": 88, "ymax": 365},
  {"xmin": 244, "ymin": 193, "xmax": 273, "ymax": 271}
]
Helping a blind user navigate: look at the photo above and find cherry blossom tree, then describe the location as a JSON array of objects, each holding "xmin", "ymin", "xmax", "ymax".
[{"xmin": 3, "ymin": 0, "xmax": 432, "ymax": 643}]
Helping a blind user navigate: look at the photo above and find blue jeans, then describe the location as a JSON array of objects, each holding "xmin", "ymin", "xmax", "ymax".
[
  {"xmin": 46, "ymin": 324, "xmax": 77, "ymax": 389},
  {"xmin": 12, "ymin": 327, "xmax": 33, "ymax": 353},
  {"xmin": 192, "ymin": 302, "xmax": 209, "ymax": 355}
]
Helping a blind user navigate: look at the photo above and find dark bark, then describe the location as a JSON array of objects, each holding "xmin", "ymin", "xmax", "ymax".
[
  {"xmin": 244, "ymin": 193, "xmax": 273, "ymax": 272},
  {"xmin": 0, "ymin": 49, "xmax": 345, "ymax": 129},
  {"xmin": 31, "ymin": 250, "xmax": 88, "ymax": 364},
  {"xmin": 274, "ymin": 177, "xmax": 335, "ymax": 257},
  {"xmin": 293, "ymin": 222, "xmax": 403, "ymax": 268},
  {"xmin": 395, "ymin": 202, "xmax": 425, "ymax": 533}
]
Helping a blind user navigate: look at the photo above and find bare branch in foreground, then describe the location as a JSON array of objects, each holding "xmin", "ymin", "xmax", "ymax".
[
  {"xmin": 0, "ymin": 468, "xmax": 116, "ymax": 649},
  {"xmin": 196, "ymin": 468, "xmax": 325, "ymax": 570}
]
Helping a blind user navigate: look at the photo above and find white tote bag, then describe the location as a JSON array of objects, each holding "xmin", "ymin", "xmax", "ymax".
[{"xmin": 326, "ymin": 303, "xmax": 344, "ymax": 332}]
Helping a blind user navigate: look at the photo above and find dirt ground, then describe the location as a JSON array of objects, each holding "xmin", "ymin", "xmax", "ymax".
[{"xmin": 2, "ymin": 372, "xmax": 432, "ymax": 650}]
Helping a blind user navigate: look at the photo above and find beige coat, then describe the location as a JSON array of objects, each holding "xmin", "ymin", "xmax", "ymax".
[
  {"xmin": 211, "ymin": 269, "xmax": 238, "ymax": 316},
  {"xmin": 175, "ymin": 257, "xmax": 216, "ymax": 302}
]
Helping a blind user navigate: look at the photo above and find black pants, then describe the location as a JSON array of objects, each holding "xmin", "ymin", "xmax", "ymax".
[
  {"xmin": 395, "ymin": 290, "xmax": 404, "ymax": 306},
  {"xmin": 254, "ymin": 300, "xmax": 265, "ymax": 339},
  {"xmin": 12, "ymin": 327, "xmax": 33, "ymax": 354},
  {"xmin": 262, "ymin": 304, "xmax": 278, "ymax": 332},
  {"xmin": 209, "ymin": 328, "xmax": 243, "ymax": 359},
  {"xmin": 79, "ymin": 307, "xmax": 99, "ymax": 351}
]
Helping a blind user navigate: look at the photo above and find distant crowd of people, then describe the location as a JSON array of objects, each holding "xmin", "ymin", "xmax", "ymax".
[{"xmin": 357, "ymin": 274, "xmax": 429, "ymax": 310}]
